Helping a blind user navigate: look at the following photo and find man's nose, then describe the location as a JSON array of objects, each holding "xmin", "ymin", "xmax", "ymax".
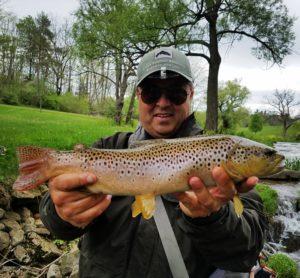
[{"xmin": 156, "ymin": 92, "xmax": 171, "ymax": 106}]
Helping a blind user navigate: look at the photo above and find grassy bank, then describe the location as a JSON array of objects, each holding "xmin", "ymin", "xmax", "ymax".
[{"xmin": 0, "ymin": 104, "xmax": 136, "ymax": 180}]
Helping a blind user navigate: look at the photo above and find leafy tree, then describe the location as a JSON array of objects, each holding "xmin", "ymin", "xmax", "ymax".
[
  {"xmin": 267, "ymin": 89, "xmax": 300, "ymax": 137},
  {"xmin": 137, "ymin": 0, "xmax": 295, "ymax": 132},
  {"xmin": 16, "ymin": 13, "xmax": 54, "ymax": 108},
  {"xmin": 73, "ymin": 0, "xmax": 141, "ymax": 124},
  {"xmin": 217, "ymin": 79, "xmax": 250, "ymax": 132},
  {"xmin": 16, "ymin": 16, "xmax": 37, "ymax": 80},
  {"xmin": 249, "ymin": 112, "xmax": 263, "ymax": 133}
]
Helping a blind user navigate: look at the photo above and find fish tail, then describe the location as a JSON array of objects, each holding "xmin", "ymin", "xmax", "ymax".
[{"xmin": 13, "ymin": 146, "xmax": 52, "ymax": 191}]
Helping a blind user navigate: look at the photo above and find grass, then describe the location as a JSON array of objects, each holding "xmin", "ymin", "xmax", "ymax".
[
  {"xmin": 265, "ymin": 253, "xmax": 299, "ymax": 278},
  {"xmin": 0, "ymin": 104, "xmax": 136, "ymax": 180},
  {"xmin": 285, "ymin": 158, "xmax": 300, "ymax": 171},
  {"xmin": 236, "ymin": 124, "xmax": 300, "ymax": 146},
  {"xmin": 255, "ymin": 183, "xmax": 279, "ymax": 218}
]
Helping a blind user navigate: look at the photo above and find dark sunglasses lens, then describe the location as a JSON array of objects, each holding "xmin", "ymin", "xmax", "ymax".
[
  {"xmin": 168, "ymin": 88, "xmax": 188, "ymax": 105},
  {"xmin": 141, "ymin": 87, "xmax": 161, "ymax": 104},
  {"xmin": 141, "ymin": 86, "xmax": 188, "ymax": 105}
]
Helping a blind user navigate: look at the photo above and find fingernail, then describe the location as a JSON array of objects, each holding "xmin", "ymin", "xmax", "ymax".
[
  {"xmin": 86, "ymin": 175, "xmax": 95, "ymax": 184},
  {"xmin": 106, "ymin": 195, "xmax": 112, "ymax": 201}
]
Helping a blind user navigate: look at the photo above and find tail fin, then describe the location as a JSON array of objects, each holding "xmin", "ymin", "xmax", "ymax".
[{"xmin": 13, "ymin": 146, "xmax": 51, "ymax": 191}]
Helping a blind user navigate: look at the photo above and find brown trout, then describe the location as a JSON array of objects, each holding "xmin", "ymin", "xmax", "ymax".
[{"xmin": 13, "ymin": 135, "xmax": 284, "ymax": 219}]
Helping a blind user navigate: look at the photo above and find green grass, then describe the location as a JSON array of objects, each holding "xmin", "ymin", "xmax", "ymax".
[
  {"xmin": 265, "ymin": 253, "xmax": 299, "ymax": 278},
  {"xmin": 236, "ymin": 124, "xmax": 300, "ymax": 146},
  {"xmin": 0, "ymin": 104, "xmax": 136, "ymax": 180},
  {"xmin": 285, "ymin": 158, "xmax": 300, "ymax": 171},
  {"xmin": 255, "ymin": 183, "xmax": 279, "ymax": 218}
]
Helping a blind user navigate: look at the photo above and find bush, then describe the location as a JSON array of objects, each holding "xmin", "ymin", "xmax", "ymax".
[
  {"xmin": 92, "ymin": 97, "xmax": 116, "ymax": 119},
  {"xmin": 44, "ymin": 93, "xmax": 90, "ymax": 114},
  {"xmin": 249, "ymin": 113, "xmax": 263, "ymax": 133},
  {"xmin": 0, "ymin": 83, "xmax": 20, "ymax": 105},
  {"xmin": 255, "ymin": 184, "xmax": 278, "ymax": 218},
  {"xmin": 266, "ymin": 253, "xmax": 299, "ymax": 278}
]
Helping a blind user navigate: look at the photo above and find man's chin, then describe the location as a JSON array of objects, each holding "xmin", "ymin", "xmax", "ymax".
[{"xmin": 152, "ymin": 127, "xmax": 176, "ymax": 138}]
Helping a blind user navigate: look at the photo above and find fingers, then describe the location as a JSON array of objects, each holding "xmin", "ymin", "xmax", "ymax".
[
  {"xmin": 55, "ymin": 194, "xmax": 112, "ymax": 228},
  {"xmin": 237, "ymin": 176, "xmax": 259, "ymax": 193},
  {"xmin": 48, "ymin": 172, "xmax": 111, "ymax": 228},
  {"xmin": 176, "ymin": 167, "xmax": 243, "ymax": 218},
  {"xmin": 176, "ymin": 177, "xmax": 218, "ymax": 218},
  {"xmin": 49, "ymin": 172, "xmax": 97, "ymax": 191}
]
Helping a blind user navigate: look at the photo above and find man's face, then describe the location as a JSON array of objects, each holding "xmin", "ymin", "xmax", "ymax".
[{"xmin": 137, "ymin": 77, "xmax": 194, "ymax": 139}]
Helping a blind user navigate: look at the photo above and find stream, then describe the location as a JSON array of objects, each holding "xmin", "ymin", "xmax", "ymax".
[{"xmin": 266, "ymin": 142, "xmax": 300, "ymax": 269}]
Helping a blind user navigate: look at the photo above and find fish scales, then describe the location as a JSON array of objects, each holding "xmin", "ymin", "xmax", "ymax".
[{"xmin": 13, "ymin": 135, "xmax": 285, "ymax": 219}]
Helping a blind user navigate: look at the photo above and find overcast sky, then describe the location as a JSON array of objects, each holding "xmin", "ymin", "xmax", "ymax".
[{"xmin": 4, "ymin": 0, "xmax": 300, "ymax": 113}]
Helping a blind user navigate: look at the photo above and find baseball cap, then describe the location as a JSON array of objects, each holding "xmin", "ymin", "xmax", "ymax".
[{"xmin": 136, "ymin": 47, "xmax": 193, "ymax": 86}]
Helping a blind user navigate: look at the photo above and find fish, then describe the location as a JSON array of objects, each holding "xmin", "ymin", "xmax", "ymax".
[{"xmin": 12, "ymin": 135, "xmax": 285, "ymax": 219}]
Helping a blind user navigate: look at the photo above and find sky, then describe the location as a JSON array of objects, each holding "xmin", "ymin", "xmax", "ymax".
[{"xmin": 4, "ymin": 0, "xmax": 300, "ymax": 113}]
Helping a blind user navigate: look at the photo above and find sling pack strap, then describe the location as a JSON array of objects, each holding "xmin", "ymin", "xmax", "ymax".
[{"xmin": 154, "ymin": 196, "xmax": 189, "ymax": 278}]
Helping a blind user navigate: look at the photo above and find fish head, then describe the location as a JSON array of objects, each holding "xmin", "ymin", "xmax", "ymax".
[{"xmin": 222, "ymin": 137, "xmax": 285, "ymax": 181}]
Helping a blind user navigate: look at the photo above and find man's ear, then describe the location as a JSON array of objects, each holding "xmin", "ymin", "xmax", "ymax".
[{"xmin": 136, "ymin": 87, "xmax": 142, "ymax": 97}]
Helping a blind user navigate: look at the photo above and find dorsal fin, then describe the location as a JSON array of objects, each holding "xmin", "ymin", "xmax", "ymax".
[{"xmin": 129, "ymin": 139, "xmax": 167, "ymax": 149}]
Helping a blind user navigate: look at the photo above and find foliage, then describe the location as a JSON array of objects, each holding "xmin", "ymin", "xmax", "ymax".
[
  {"xmin": 235, "ymin": 123, "xmax": 300, "ymax": 146},
  {"xmin": 285, "ymin": 158, "xmax": 300, "ymax": 171},
  {"xmin": 92, "ymin": 97, "xmax": 116, "ymax": 119},
  {"xmin": 217, "ymin": 80, "xmax": 250, "ymax": 133},
  {"xmin": 0, "ymin": 83, "xmax": 20, "ymax": 105},
  {"xmin": 194, "ymin": 111, "xmax": 206, "ymax": 128},
  {"xmin": 255, "ymin": 184, "xmax": 278, "ymax": 218},
  {"xmin": 249, "ymin": 112, "xmax": 263, "ymax": 133},
  {"xmin": 44, "ymin": 93, "xmax": 90, "ymax": 114},
  {"xmin": 0, "ymin": 104, "xmax": 136, "ymax": 180},
  {"xmin": 266, "ymin": 253, "xmax": 299, "ymax": 278},
  {"xmin": 0, "ymin": 0, "xmax": 297, "ymax": 127}
]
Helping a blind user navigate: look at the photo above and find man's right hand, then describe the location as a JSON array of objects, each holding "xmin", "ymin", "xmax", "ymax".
[{"xmin": 48, "ymin": 173, "xmax": 111, "ymax": 228}]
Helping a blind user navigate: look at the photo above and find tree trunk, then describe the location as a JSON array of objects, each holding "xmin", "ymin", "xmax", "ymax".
[
  {"xmin": 125, "ymin": 86, "xmax": 136, "ymax": 124},
  {"xmin": 205, "ymin": 4, "xmax": 221, "ymax": 132}
]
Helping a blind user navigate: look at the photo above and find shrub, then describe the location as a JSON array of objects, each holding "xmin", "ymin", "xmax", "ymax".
[
  {"xmin": 249, "ymin": 113, "xmax": 263, "ymax": 133},
  {"xmin": 255, "ymin": 184, "xmax": 278, "ymax": 218},
  {"xmin": 45, "ymin": 93, "xmax": 90, "ymax": 114},
  {"xmin": 0, "ymin": 84, "xmax": 20, "ymax": 105},
  {"xmin": 92, "ymin": 97, "xmax": 116, "ymax": 119},
  {"xmin": 266, "ymin": 253, "xmax": 298, "ymax": 278}
]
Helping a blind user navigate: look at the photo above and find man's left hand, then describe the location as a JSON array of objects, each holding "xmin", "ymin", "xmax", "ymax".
[{"xmin": 175, "ymin": 167, "xmax": 258, "ymax": 218}]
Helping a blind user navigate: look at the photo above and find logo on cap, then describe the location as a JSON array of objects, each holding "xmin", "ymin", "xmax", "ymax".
[{"xmin": 155, "ymin": 49, "xmax": 172, "ymax": 59}]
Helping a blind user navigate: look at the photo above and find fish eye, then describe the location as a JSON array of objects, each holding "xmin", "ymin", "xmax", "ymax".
[{"xmin": 264, "ymin": 149, "xmax": 276, "ymax": 156}]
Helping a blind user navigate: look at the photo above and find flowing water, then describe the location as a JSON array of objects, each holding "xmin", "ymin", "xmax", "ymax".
[
  {"xmin": 274, "ymin": 141, "xmax": 300, "ymax": 159},
  {"xmin": 266, "ymin": 142, "xmax": 300, "ymax": 269}
]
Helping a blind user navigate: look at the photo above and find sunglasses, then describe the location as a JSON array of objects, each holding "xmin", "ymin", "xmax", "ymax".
[{"xmin": 139, "ymin": 84, "xmax": 189, "ymax": 105}]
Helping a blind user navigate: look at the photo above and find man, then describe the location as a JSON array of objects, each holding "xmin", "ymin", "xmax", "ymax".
[{"xmin": 40, "ymin": 47, "xmax": 265, "ymax": 277}]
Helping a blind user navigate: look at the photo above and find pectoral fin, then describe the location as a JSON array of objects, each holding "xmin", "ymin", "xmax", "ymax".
[
  {"xmin": 132, "ymin": 194, "xmax": 156, "ymax": 219},
  {"xmin": 233, "ymin": 195, "xmax": 244, "ymax": 217}
]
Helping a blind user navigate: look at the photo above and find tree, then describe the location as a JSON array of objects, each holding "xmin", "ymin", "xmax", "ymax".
[
  {"xmin": 73, "ymin": 0, "xmax": 140, "ymax": 124},
  {"xmin": 217, "ymin": 79, "xmax": 250, "ymax": 132},
  {"xmin": 267, "ymin": 89, "xmax": 300, "ymax": 137},
  {"xmin": 137, "ymin": 0, "xmax": 295, "ymax": 132},
  {"xmin": 49, "ymin": 19, "xmax": 74, "ymax": 95},
  {"xmin": 0, "ymin": 11, "xmax": 18, "ymax": 83},
  {"xmin": 249, "ymin": 112, "xmax": 263, "ymax": 133}
]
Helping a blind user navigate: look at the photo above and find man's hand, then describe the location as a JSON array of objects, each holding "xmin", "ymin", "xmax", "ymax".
[
  {"xmin": 175, "ymin": 167, "xmax": 258, "ymax": 218},
  {"xmin": 48, "ymin": 173, "xmax": 111, "ymax": 228}
]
